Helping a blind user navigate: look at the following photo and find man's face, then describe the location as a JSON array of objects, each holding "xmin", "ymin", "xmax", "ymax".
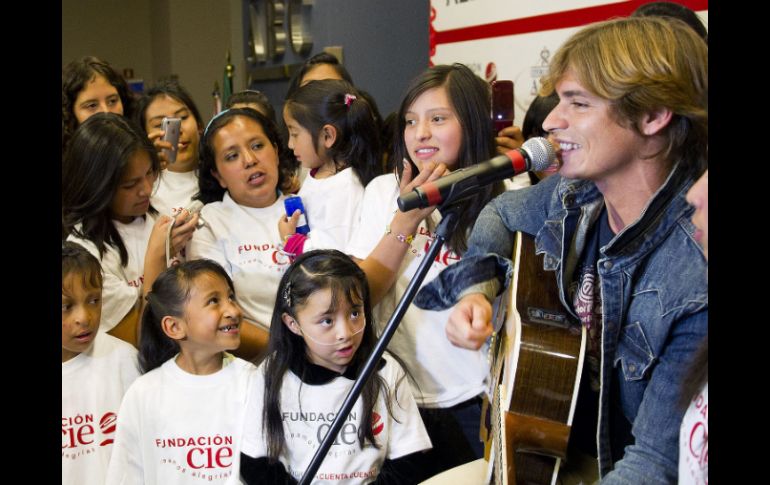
[{"xmin": 543, "ymin": 69, "xmax": 644, "ymax": 184}]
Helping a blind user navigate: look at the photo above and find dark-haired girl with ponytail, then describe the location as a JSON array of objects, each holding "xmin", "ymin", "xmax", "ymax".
[
  {"xmin": 280, "ymin": 79, "xmax": 383, "ymax": 255},
  {"xmin": 105, "ymin": 259, "xmax": 257, "ymax": 485}
]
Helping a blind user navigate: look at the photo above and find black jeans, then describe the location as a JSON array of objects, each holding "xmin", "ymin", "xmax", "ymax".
[{"xmin": 416, "ymin": 396, "xmax": 484, "ymax": 478}]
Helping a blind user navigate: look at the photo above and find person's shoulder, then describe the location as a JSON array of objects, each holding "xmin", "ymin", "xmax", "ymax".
[
  {"xmin": 134, "ymin": 361, "xmax": 168, "ymax": 385},
  {"xmin": 168, "ymin": 169, "xmax": 199, "ymax": 183},
  {"xmin": 250, "ymin": 358, "xmax": 272, "ymax": 384},
  {"xmin": 96, "ymin": 333, "xmax": 139, "ymax": 358},
  {"xmin": 65, "ymin": 232, "xmax": 99, "ymax": 256},
  {"xmin": 379, "ymin": 353, "xmax": 407, "ymax": 381},
  {"xmin": 119, "ymin": 365, "xmax": 161, "ymax": 403},
  {"xmin": 330, "ymin": 167, "xmax": 365, "ymax": 192},
  {"xmin": 231, "ymin": 356, "xmax": 259, "ymax": 373},
  {"xmin": 367, "ymin": 173, "xmax": 398, "ymax": 192},
  {"xmin": 200, "ymin": 199, "xmax": 228, "ymax": 217},
  {"xmin": 489, "ymin": 174, "xmax": 564, "ymax": 227},
  {"xmin": 501, "ymin": 172, "xmax": 561, "ymax": 203},
  {"xmin": 97, "ymin": 332, "xmax": 135, "ymax": 349}
]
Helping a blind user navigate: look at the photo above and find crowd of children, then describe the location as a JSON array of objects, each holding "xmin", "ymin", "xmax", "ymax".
[{"xmin": 62, "ymin": 10, "xmax": 708, "ymax": 481}]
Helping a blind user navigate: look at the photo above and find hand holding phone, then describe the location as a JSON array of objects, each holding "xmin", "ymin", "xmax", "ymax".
[
  {"xmin": 491, "ymin": 80, "xmax": 514, "ymax": 133},
  {"xmin": 165, "ymin": 200, "xmax": 204, "ymax": 266},
  {"xmin": 161, "ymin": 117, "xmax": 182, "ymax": 164},
  {"xmin": 283, "ymin": 196, "xmax": 310, "ymax": 235},
  {"xmin": 174, "ymin": 200, "xmax": 204, "ymax": 228}
]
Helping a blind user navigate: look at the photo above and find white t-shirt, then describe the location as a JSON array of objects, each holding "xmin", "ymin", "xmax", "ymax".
[
  {"xmin": 241, "ymin": 355, "xmax": 431, "ymax": 484},
  {"xmin": 347, "ymin": 174, "xmax": 489, "ymax": 408},
  {"xmin": 187, "ymin": 193, "xmax": 289, "ymax": 329},
  {"xmin": 105, "ymin": 355, "xmax": 256, "ymax": 485},
  {"xmin": 151, "ymin": 169, "xmax": 199, "ymax": 218},
  {"xmin": 679, "ymin": 382, "xmax": 708, "ymax": 485},
  {"xmin": 62, "ymin": 332, "xmax": 141, "ymax": 485},
  {"xmin": 298, "ymin": 167, "xmax": 365, "ymax": 252},
  {"xmin": 67, "ymin": 214, "xmax": 156, "ymax": 332}
]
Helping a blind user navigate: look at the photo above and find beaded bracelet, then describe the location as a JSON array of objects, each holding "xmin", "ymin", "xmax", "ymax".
[{"xmin": 385, "ymin": 225, "xmax": 414, "ymax": 245}]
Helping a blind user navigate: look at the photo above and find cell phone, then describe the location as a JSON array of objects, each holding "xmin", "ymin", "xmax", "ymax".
[
  {"xmin": 284, "ymin": 196, "xmax": 310, "ymax": 235},
  {"xmin": 161, "ymin": 117, "xmax": 182, "ymax": 164},
  {"xmin": 173, "ymin": 200, "xmax": 204, "ymax": 227},
  {"xmin": 491, "ymin": 80, "xmax": 514, "ymax": 133},
  {"xmin": 166, "ymin": 200, "xmax": 204, "ymax": 267}
]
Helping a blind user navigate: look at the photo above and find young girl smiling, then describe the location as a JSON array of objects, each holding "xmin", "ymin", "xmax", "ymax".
[{"xmin": 105, "ymin": 260, "xmax": 257, "ymax": 485}]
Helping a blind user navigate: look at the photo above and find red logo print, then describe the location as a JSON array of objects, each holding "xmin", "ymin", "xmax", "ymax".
[
  {"xmin": 371, "ymin": 412, "xmax": 384, "ymax": 436},
  {"xmin": 99, "ymin": 412, "xmax": 117, "ymax": 446}
]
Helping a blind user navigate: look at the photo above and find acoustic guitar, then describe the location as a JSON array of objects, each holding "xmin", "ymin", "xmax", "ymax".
[{"xmin": 481, "ymin": 231, "xmax": 586, "ymax": 485}]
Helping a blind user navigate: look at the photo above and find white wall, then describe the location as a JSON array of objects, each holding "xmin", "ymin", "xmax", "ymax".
[
  {"xmin": 63, "ymin": 0, "xmax": 155, "ymax": 84},
  {"xmin": 62, "ymin": 1, "xmax": 427, "ymax": 120}
]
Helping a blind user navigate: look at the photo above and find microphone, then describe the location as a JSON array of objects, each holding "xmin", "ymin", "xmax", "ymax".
[{"xmin": 397, "ymin": 137, "xmax": 556, "ymax": 212}]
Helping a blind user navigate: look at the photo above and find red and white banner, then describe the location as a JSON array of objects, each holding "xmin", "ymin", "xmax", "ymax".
[{"xmin": 430, "ymin": 0, "xmax": 708, "ymax": 119}]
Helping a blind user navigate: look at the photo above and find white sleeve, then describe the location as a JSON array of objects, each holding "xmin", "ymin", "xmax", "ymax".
[
  {"xmin": 69, "ymin": 236, "xmax": 139, "ymax": 333},
  {"xmin": 187, "ymin": 220, "xmax": 231, "ymax": 274},
  {"xmin": 346, "ymin": 176, "xmax": 395, "ymax": 260},
  {"xmin": 239, "ymin": 368, "xmax": 269, "ymax": 458},
  {"xmin": 384, "ymin": 361, "xmax": 432, "ymax": 459},
  {"xmin": 104, "ymin": 385, "xmax": 145, "ymax": 485},
  {"xmin": 99, "ymin": 258, "xmax": 140, "ymax": 333},
  {"xmin": 305, "ymin": 188, "xmax": 364, "ymax": 252}
]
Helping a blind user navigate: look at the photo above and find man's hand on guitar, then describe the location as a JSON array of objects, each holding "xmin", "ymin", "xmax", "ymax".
[{"xmin": 446, "ymin": 293, "xmax": 494, "ymax": 350}]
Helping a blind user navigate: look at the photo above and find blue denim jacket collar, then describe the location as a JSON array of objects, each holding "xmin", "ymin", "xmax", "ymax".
[{"xmin": 537, "ymin": 162, "xmax": 695, "ymax": 299}]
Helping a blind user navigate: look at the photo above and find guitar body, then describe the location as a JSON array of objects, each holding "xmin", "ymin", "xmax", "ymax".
[{"xmin": 485, "ymin": 232, "xmax": 586, "ymax": 485}]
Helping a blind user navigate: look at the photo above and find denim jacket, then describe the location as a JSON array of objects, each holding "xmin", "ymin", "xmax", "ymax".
[{"xmin": 415, "ymin": 164, "xmax": 708, "ymax": 484}]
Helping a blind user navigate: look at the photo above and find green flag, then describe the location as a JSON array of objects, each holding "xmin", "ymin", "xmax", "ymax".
[{"xmin": 223, "ymin": 51, "xmax": 234, "ymax": 106}]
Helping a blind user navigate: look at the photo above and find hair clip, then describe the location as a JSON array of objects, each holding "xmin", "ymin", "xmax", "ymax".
[
  {"xmin": 344, "ymin": 93, "xmax": 357, "ymax": 107},
  {"xmin": 203, "ymin": 108, "xmax": 231, "ymax": 139},
  {"xmin": 283, "ymin": 282, "xmax": 292, "ymax": 308}
]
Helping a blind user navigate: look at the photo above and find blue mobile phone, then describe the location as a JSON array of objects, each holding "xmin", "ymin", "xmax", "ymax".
[{"xmin": 284, "ymin": 196, "xmax": 310, "ymax": 235}]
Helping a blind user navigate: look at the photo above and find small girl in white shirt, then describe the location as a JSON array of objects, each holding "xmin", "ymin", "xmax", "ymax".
[
  {"xmin": 280, "ymin": 79, "xmax": 383, "ymax": 255},
  {"xmin": 239, "ymin": 250, "xmax": 432, "ymax": 484},
  {"xmin": 62, "ymin": 241, "xmax": 141, "ymax": 485},
  {"xmin": 105, "ymin": 259, "xmax": 256, "ymax": 485}
]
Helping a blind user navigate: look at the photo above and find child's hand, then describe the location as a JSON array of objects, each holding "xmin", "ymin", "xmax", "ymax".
[
  {"xmin": 446, "ymin": 293, "xmax": 494, "ymax": 350},
  {"xmin": 278, "ymin": 210, "xmax": 301, "ymax": 242},
  {"xmin": 162, "ymin": 210, "xmax": 199, "ymax": 256},
  {"xmin": 147, "ymin": 129, "xmax": 174, "ymax": 170},
  {"xmin": 399, "ymin": 158, "xmax": 448, "ymax": 194},
  {"xmin": 391, "ymin": 159, "xmax": 448, "ymax": 235},
  {"xmin": 147, "ymin": 215, "xmax": 173, "ymax": 261},
  {"xmin": 495, "ymin": 125, "xmax": 524, "ymax": 155},
  {"xmin": 148, "ymin": 210, "xmax": 198, "ymax": 256}
]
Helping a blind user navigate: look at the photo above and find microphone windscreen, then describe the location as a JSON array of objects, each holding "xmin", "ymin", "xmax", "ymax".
[{"xmin": 522, "ymin": 137, "xmax": 556, "ymax": 171}]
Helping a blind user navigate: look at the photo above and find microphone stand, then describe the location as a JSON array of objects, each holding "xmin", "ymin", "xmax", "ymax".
[{"xmin": 298, "ymin": 205, "xmax": 462, "ymax": 485}]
